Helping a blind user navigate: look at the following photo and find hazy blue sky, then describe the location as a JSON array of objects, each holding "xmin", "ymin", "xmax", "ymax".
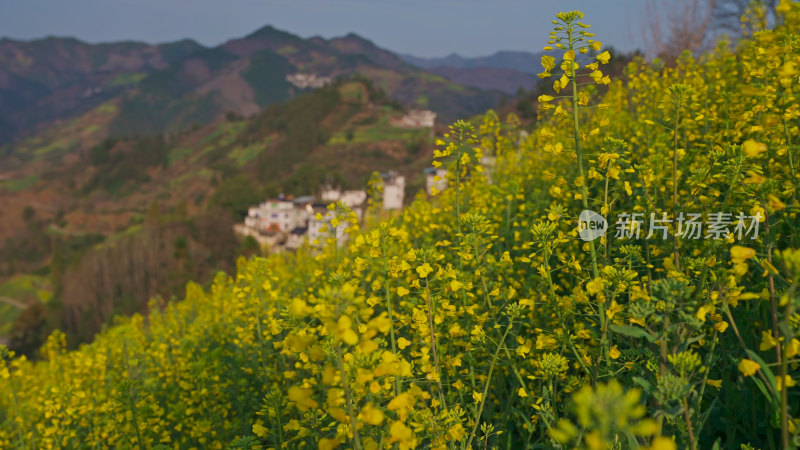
[{"xmin": 0, "ymin": 0, "xmax": 650, "ymax": 57}]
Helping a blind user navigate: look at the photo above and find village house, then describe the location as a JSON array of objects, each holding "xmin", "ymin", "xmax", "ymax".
[
  {"xmin": 389, "ymin": 109, "xmax": 437, "ymax": 128},
  {"xmin": 424, "ymin": 167, "xmax": 448, "ymax": 195},
  {"xmin": 238, "ymin": 173, "xmax": 407, "ymax": 252},
  {"xmin": 339, "ymin": 190, "xmax": 368, "ymax": 209},
  {"xmin": 285, "ymin": 227, "xmax": 308, "ymax": 250},
  {"xmin": 481, "ymin": 155, "xmax": 497, "ymax": 185},
  {"xmin": 307, "ymin": 208, "xmax": 348, "ymax": 247},
  {"xmin": 244, "ymin": 199, "xmax": 299, "ymax": 233},
  {"xmin": 286, "ymin": 73, "xmax": 332, "ymax": 89},
  {"xmin": 382, "ymin": 171, "xmax": 405, "ymax": 210},
  {"xmin": 320, "ymin": 186, "xmax": 341, "ymax": 203},
  {"xmin": 319, "ymin": 186, "xmax": 368, "ymax": 219}
]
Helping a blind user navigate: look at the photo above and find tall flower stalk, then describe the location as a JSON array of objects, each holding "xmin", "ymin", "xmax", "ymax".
[{"xmin": 538, "ymin": 10, "xmax": 612, "ymax": 378}]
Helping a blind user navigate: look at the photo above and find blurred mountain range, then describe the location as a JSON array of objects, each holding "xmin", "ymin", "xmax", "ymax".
[
  {"xmin": 399, "ymin": 50, "xmax": 544, "ymax": 93},
  {"xmin": 0, "ymin": 26, "xmax": 515, "ymax": 145}
]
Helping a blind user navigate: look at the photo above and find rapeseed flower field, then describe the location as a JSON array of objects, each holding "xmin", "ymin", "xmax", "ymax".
[{"xmin": 2, "ymin": 3, "xmax": 800, "ymax": 448}]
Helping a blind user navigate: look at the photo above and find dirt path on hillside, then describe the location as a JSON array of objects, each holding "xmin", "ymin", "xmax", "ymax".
[{"xmin": 0, "ymin": 296, "xmax": 26, "ymax": 309}]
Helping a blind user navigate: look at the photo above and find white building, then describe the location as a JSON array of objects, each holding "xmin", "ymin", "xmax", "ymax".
[
  {"xmin": 318, "ymin": 187, "xmax": 367, "ymax": 220},
  {"xmin": 481, "ymin": 155, "xmax": 497, "ymax": 185},
  {"xmin": 390, "ymin": 110, "xmax": 437, "ymax": 128},
  {"xmin": 340, "ymin": 190, "xmax": 367, "ymax": 209},
  {"xmin": 285, "ymin": 227, "xmax": 309, "ymax": 250},
  {"xmin": 286, "ymin": 73, "xmax": 332, "ymax": 89},
  {"xmin": 320, "ymin": 187, "xmax": 367, "ymax": 208},
  {"xmin": 424, "ymin": 168, "xmax": 448, "ymax": 195},
  {"xmin": 320, "ymin": 186, "xmax": 342, "ymax": 203},
  {"xmin": 382, "ymin": 172, "xmax": 405, "ymax": 210},
  {"xmin": 308, "ymin": 209, "xmax": 348, "ymax": 247},
  {"xmin": 244, "ymin": 200, "xmax": 302, "ymax": 233}
]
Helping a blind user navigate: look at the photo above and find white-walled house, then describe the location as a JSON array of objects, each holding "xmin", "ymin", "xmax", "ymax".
[
  {"xmin": 317, "ymin": 187, "xmax": 367, "ymax": 220},
  {"xmin": 308, "ymin": 209, "xmax": 348, "ymax": 247},
  {"xmin": 244, "ymin": 200, "xmax": 301, "ymax": 233},
  {"xmin": 320, "ymin": 186, "xmax": 341, "ymax": 203},
  {"xmin": 390, "ymin": 110, "xmax": 437, "ymax": 128},
  {"xmin": 286, "ymin": 73, "xmax": 332, "ymax": 89},
  {"xmin": 238, "ymin": 170, "xmax": 411, "ymax": 251},
  {"xmin": 291, "ymin": 196, "xmax": 315, "ymax": 226},
  {"xmin": 382, "ymin": 172, "xmax": 405, "ymax": 210},
  {"xmin": 340, "ymin": 190, "xmax": 367, "ymax": 208},
  {"xmin": 424, "ymin": 167, "xmax": 448, "ymax": 195},
  {"xmin": 285, "ymin": 227, "xmax": 308, "ymax": 250},
  {"xmin": 481, "ymin": 155, "xmax": 497, "ymax": 185},
  {"xmin": 319, "ymin": 187, "xmax": 367, "ymax": 209}
]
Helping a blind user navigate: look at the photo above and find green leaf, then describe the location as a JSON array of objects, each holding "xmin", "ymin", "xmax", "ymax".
[
  {"xmin": 745, "ymin": 349, "xmax": 779, "ymax": 403},
  {"xmin": 632, "ymin": 376, "xmax": 653, "ymax": 394},
  {"xmin": 609, "ymin": 324, "xmax": 656, "ymax": 342}
]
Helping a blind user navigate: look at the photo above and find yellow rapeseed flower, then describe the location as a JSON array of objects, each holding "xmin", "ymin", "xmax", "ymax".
[
  {"xmin": 730, "ymin": 246, "xmax": 756, "ymax": 262},
  {"xmin": 416, "ymin": 263, "xmax": 433, "ymax": 278},
  {"xmin": 738, "ymin": 358, "xmax": 761, "ymax": 377},
  {"xmin": 649, "ymin": 436, "xmax": 677, "ymax": 450},
  {"xmin": 742, "ymin": 139, "xmax": 767, "ymax": 157}
]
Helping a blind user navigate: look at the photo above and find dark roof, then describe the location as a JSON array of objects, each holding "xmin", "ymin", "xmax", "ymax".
[{"xmin": 293, "ymin": 195, "xmax": 314, "ymax": 205}]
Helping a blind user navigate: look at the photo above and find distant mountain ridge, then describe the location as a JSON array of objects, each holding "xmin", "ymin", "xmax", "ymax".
[
  {"xmin": 0, "ymin": 36, "xmax": 205, "ymax": 142},
  {"xmin": 399, "ymin": 50, "xmax": 544, "ymax": 74},
  {"xmin": 0, "ymin": 26, "xmax": 504, "ymax": 144},
  {"xmin": 399, "ymin": 50, "xmax": 545, "ymax": 94},
  {"xmin": 423, "ymin": 67, "xmax": 538, "ymax": 94}
]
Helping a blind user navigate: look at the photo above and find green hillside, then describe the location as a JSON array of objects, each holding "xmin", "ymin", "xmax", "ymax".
[
  {"xmin": 0, "ymin": 37, "xmax": 205, "ymax": 143},
  {"xmin": 0, "ymin": 78, "xmax": 438, "ymax": 347}
]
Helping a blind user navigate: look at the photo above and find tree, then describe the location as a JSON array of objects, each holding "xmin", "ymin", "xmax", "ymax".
[
  {"xmin": 8, "ymin": 303, "xmax": 48, "ymax": 357},
  {"xmin": 239, "ymin": 236, "xmax": 261, "ymax": 258},
  {"xmin": 145, "ymin": 200, "xmax": 162, "ymax": 225},
  {"xmin": 639, "ymin": 0, "xmax": 714, "ymax": 62},
  {"xmin": 22, "ymin": 206, "xmax": 35, "ymax": 223},
  {"xmin": 209, "ymin": 175, "xmax": 262, "ymax": 219}
]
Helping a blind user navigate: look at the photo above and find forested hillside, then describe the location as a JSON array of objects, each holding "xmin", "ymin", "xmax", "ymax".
[{"xmin": 0, "ymin": 78, "xmax": 436, "ymax": 352}]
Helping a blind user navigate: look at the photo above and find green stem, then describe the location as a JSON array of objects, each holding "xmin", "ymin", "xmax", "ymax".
[
  {"xmin": 543, "ymin": 242, "xmax": 593, "ymax": 379},
  {"xmin": 465, "ymin": 324, "xmax": 512, "ymax": 449},
  {"xmin": 683, "ymin": 397, "xmax": 697, "ymax": 450},
  {"xmin": 382, "ymin": 237, "xmax": 400, "ymax": 396},
  {"xmin": 763, "ymin": 209, "xmax": 782, "ymax": 367},
  {"xmin": 7, "ymin": 370, "xmax": 26, "ymax": 448},
  {"xmin": 456, "ymin": 127, "xmax": 463, "ymax": 239},
  {"xmin": 273, "ymin": 394, "xmax": 284, "ymax": 448},
  {"xmin": 567, "ymin": 22, "xmax": 604, "ymax": 385},
  {"xmin": 779, "ymin": 285, "xmax": 795, "ymax": 449},
  {"xmin": 336, "ymin": 345, "xmax": 363, "ymax": 450},
  {"xmin": 568, "ymin": 33, "xmax": 600, "ymax": 284},
  {"xmin": 424, "ymin": 277, "xmax": 447, "ymax": 410},
  {"xmin": 671, "ymin": 93, "xmax": 682, "ymax": 272},
  {"xmin": 694, "ymin": 329, "xmax": 718, "ymax": 418}
]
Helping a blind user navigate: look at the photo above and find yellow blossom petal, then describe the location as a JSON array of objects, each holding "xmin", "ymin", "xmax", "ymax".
[{"xmin": 738, "ymin": 358, "xmax": 761, "ymax": 377}]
